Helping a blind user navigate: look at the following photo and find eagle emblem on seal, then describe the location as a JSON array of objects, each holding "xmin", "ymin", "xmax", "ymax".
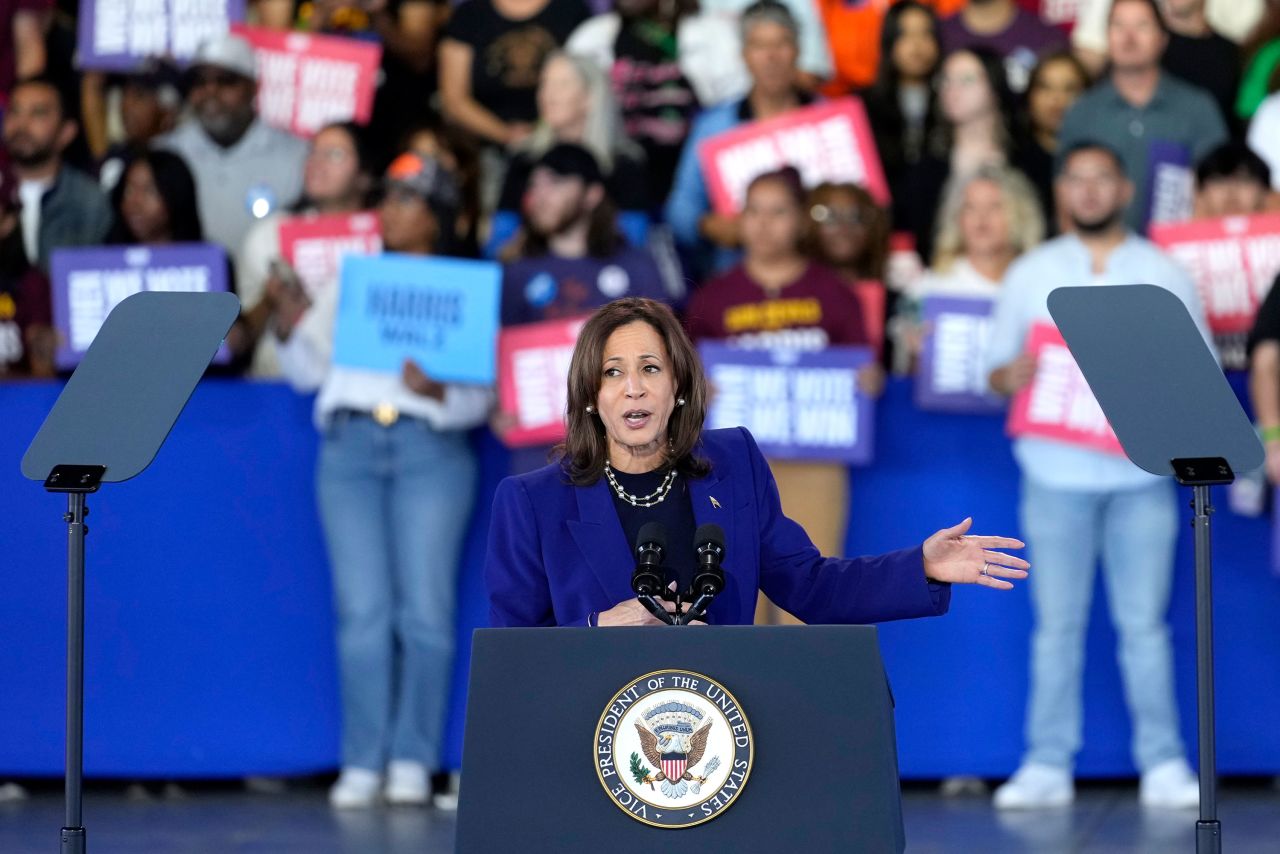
[{"xmin": 629, "ymin": 702, "xmax": 722, "ymax": 798}]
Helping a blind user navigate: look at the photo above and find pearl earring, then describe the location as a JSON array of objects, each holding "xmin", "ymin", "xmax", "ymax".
[
  {"xmin": 677, "ymin": 397, "xmax": 686, "ymax": 406},
  {"xmin": 585, "ymin": 405, "xmax": 595, "ymax": 414}
]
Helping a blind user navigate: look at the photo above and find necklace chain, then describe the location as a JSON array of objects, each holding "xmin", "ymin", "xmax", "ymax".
[{"xmin": 604, "ymin": 462, "xmax": 678, "ymax": 508}]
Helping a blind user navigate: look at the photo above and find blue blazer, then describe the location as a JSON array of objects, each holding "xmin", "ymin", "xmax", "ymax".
[{"xmin": 484, "ymin": 427, "xmax": 951, "ymax": 627}]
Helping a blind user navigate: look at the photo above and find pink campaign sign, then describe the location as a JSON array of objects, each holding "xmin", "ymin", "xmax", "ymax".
[
  {"xmin": 1149, "ymin": 212, "xmax": 1280, "ymax": 336},
  {"xmin": 232, "ymin": 25, "xmax": 381, "ymax": 138},
  {"xmin": 278, "ymin": 211, "xmax": 382, "ymax": 299},
  {"xmin": 1006, "ymin": 322, "xmax": 1125, "ymax": 456},
  {"xmin": 497, "ymin": 317, "xmax": 589, "ymax": 448},
  {"xmin": 697, "ymin": 98, "xmax": 890, "ymax": 216}
]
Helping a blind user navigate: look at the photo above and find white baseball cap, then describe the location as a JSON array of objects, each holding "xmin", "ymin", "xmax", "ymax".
[{"xmin": 189, "ymin": 33, "xmax": 257, "ymax": 81}]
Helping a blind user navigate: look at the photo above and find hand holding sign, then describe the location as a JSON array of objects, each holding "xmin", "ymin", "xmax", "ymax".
[
  {"xmin": 699, "ymin": 98, "xmax": 889, "ymax": 216},
  {"xmin": 993, "ymin": 353, "xmax": 1038, "ymax": 396},
  {"xmin": 1006, "ymin": 323, "xmax": 1124, "ymax": 455},
  {"xmin": 402, "ymin": 359, "xmax": 446, "ymax": 401}
]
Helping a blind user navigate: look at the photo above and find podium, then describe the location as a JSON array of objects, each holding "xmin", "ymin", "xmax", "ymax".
[{"xmin": 457, "ymin": 626, "xmax": 907, "ymax": 853}]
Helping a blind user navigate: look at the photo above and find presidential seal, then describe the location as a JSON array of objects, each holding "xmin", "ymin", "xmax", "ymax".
[{"xmin": 594, "ymin": 669, "xmax": 753, "ymax": 829}]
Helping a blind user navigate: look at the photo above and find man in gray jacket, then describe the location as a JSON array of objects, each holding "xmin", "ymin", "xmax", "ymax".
[{"xmin": 2, "ymin": 74, "xmax": 112, "ymax": 273}]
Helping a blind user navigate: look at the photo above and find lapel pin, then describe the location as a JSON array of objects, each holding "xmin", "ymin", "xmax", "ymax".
[{"xmin": 710, "ymin": 496, "xmax": 721, "ymax": 509}]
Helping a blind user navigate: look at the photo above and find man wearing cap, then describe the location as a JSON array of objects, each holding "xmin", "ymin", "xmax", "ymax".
[
  {"xmin": 501, "ymin": 143, "xmax": 670, "ymax": 326},
  {"xmin": 272, "ymin": 151, "xmax": 492, "ymax": 810},
  {"xmin": 1, "ymin": 74, "xmax": 113, "ymax": 274},
  {"xmin": 155, "ymin": 34, "xmax": 307, "ymax": 253}
]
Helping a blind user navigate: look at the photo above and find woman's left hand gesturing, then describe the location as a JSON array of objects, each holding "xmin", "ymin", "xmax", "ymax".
[{"xmin": 922, "ymin": 517, "xmax": 1029, "ymax": 590}]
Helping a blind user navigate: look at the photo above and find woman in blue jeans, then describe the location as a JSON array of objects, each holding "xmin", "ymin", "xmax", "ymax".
[{"xmin": 272, "ymin": 151, "xmax": 493, "ymax": 808}]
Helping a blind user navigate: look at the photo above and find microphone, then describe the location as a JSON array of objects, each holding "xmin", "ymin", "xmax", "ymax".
[
  {"xmin": 632, "ymin": 522, "xmax": 675, "ymax": 625},
  {"xmin": 631, "ymin": 522, "xmax": 666, "ymax": 596},
  {"xmin": 679, "ymin": 524, "xmax": 726, "ymax": 625},
  {"xmin": 691, "ymin": 523, "xmax": 726, "ymax": 596}
]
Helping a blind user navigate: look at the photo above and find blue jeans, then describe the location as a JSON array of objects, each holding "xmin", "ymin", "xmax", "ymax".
[
  {"xmin": 1019, "ymin": 477, "xmax": 1185, "ymax": 773},
  {"xmin": 316, "ymin": 412, "xmax": 477, "ymax": 772}
]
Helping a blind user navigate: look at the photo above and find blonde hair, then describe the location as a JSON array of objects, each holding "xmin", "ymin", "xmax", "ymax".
[
  {"xmin": 521, "ymin": 52, "xmax": 641, "ymax": 173},
  {"xmin": 931, "ymin": 164, "xmax": 1044, "ymax": 273}
]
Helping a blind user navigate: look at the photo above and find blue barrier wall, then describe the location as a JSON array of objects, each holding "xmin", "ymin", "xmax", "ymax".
[{"xmin": 2, "ymin": 378, "xmax": 1278, "ymax": 779}]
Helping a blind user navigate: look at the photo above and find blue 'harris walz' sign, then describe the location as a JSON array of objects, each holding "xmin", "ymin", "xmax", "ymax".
[{"xmin": 332, "ymin": 253, "xmax": 501, "ymax": 384}]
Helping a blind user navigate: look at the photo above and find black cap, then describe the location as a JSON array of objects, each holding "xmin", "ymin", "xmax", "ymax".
[{"xmin": 534, "ymin": 143, "xmax": 604, "ymax": 186}]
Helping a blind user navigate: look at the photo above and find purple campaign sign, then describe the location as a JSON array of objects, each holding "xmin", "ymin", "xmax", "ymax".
[
  {"xmin": 914, "ymin": 295, "xmax": 1005, "ymax": 414},
  {"xmin": 700, "ymin": 343, "xmax": 875, "ymax": 464},
  {"xmin": 1144, "ymin": 140, "xmax": 1193, "ymax": 230},
  {"xmin": 51, "ymin": 243, "xmax": 230, "ymax": 369},
  {"xmin": 77, "ymin": 0, "xmax": 247, "ymax": 71}
]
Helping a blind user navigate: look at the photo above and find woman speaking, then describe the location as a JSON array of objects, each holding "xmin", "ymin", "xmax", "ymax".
[{"xmin": 484, "ymin": 298, "xmax": 1028, "ymax": 627}]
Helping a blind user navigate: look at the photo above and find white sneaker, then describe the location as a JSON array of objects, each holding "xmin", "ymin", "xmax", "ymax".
[
  {"xmin": 432, "ymin": 770, "xmax": 460, "ymax": 811},
  {"xmin": 1140, "ymin": 758, "xmax": 1201, "ymax": 809},
  {"xmin": 384, "ymin": 760, "xmax": 430, "ymax": 806},
  {"xmin": 329, "ymin": 767, "xmax": 381, "ymax": 809},
  {"xmin": 993, "ymin": 763, "xmax": 1074, "ymax": 809}
]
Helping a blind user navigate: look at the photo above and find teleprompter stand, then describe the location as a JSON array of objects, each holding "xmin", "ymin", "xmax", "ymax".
[
  {"xmin": 21, "ymin": 292, "xmax": 239, "ymax": 853},
  {"xmin": 1048, "ymin": 285, "xmax": 1263, "ymax": 854}
]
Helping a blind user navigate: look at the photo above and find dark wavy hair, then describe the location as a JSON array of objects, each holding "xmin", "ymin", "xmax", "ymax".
[
  {"xmin": 555, "ymin": 298, "xmax": 711, "ymax": 486},
  {"xmin": 108, "ymin": 149, "xmax": 203, "ymax": 244}
]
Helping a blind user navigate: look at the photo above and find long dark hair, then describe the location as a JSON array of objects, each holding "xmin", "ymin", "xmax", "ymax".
[
  {"xmin": 108, "ymin": 149, "xmax": 203, "ymax": 244},
  {"xmin": 556, "ymin": 298, "xmax": 711, "ymax": 485},
  {"xmin": 928, "ymin": 46, "xmax": 1018, "ymax": 160},
  {"xmin": 863, "ymin": 1, "xmax": 942, "ymax": 177}
]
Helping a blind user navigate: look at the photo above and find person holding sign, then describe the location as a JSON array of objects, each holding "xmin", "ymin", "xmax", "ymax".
[
  {"xmin": 236, "ymin": 121, "xmax": 376, "ymax": 376},
  {"xmin": 496, "ymin": 143, "xmax": 672, "ymax": 470},
  {"xmin": 665, "ymin": 0, "xmax": 812, "ymax": 279},
  {"xmin": 686, "ymin": 167, "xmax": 882, "ymax": 623},
  {"xmin": 486, "ymin": 296, "xmax": 1029, "ymax": 629},
  {"xmin": 274, "ymin": 152, "xmax": 493, "ymax": 810},
  {"xmin": 984, "ymin": 140, "xmax": 1212, "ymax": 811}
]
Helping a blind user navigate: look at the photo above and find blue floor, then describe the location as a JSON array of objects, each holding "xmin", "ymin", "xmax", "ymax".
[{"xmin": 1, "ymin": 778, "xmax": 1278, "ymax": 853}]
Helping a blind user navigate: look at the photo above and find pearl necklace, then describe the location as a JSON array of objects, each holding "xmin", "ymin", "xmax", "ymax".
[{"xmin": 604, "ymin": 462, "xmax": 678, "ymax": 508}]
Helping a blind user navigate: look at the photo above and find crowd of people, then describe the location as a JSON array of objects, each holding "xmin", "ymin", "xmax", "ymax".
[{"xmin": 4, "ymin": 0, "xmax": 1280, "ymax": 815}]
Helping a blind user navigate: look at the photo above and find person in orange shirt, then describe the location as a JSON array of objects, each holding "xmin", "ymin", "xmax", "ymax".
[{"xmin": 818, "ymin": 0, "xmax": 965, "ymax": 94}]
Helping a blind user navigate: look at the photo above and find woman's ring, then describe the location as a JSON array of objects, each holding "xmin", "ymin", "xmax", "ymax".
[{"xmin": 981, "ymin": 562, "xmax": 990, "ymax": 577}]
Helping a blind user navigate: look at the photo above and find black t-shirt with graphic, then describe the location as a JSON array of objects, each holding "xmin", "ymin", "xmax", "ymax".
[{"xmin": 445, "ymin": 0, "xmax": 590, "ymax": 125}]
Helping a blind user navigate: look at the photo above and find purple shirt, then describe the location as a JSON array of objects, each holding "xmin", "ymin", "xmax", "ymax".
[{"xmin": 940, "ymin": 9, "xmax": 1067, "ymax": 92}]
